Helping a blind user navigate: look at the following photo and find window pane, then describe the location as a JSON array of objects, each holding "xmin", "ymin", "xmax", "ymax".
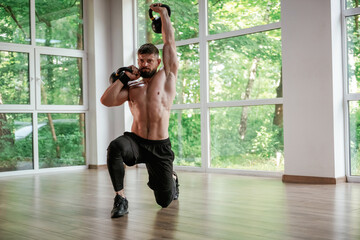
[
  {"xmin": 0, "ymin": 0, "xmax": 30, "ymax": 44},
  {"xmin": 137, "ymin": 0, "xmax": 199, "ymax": 46},
  {"xmin": 346, "ymin": 15, "xmax": 360, "ymax": 93},
  {"xmin": 349, "ymin": 101, "xmax": 360, "ymax": 176},
  {"xmin": 0, "ymin": 51, "xmax": 30, "ymax": 104},
  {"xmin": 210, "ymin": 105, "xmax": 283, "ymax": 171},
  {"xmin": 40, "ymin": 55, "xmax": 83, "ymax": 105},
  {"xmin": 38, "ymin": 113, "xmax": 85, "ymax": 168},
  {"xmin": 346, "ymin": 0, "xmax": 359, "ymax": 9},
  {"xmin": 0, "ymin": 113, "xmax": 33, "ymax": 172},
  {"xmin": 208, "ymin": 0, "xmax": 281, "ymax": 35},
  {"xmin": 209, "ymin": 29, "xmax": 282, "ymax": 102},
  {"xmin": 169, "ymin": 109, "xmax": 201, "ymax": 167},
  {"xmin": 175, "ymin": 44, "xmax": 200, "ymax": 104},
  {"xmin": 35, "ymin": 0, "xmax": 83, "ymax": 49}
]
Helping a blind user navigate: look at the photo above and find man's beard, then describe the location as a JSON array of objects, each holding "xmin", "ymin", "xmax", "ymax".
[{"xmin": 140, "ymin": 68, "xmax": 157, "ymax": 78}]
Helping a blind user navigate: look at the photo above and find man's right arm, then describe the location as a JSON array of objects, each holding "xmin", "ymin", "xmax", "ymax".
[
  {"xmin": 101, "ymin": 65, "xmax": 140, "ymax": 107},
  {"xmin": 100, "ymin": 80, "xmax": 129, "ymax": 107}
]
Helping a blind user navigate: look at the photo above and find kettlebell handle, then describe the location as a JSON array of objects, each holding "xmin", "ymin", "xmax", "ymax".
[{"xmin": 148, "ymin": 4, "xmax": 171, "ymax": 21}]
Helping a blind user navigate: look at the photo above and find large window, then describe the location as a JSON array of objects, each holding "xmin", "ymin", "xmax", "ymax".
[
  {"xmin": 0, "ymin": 0, "xmax": 87, "ymax": 173},
  {"xmin": 344, "ymin": 1, "xmax": 360, "ymax": 178},
  {"xmin": 136, "ymin": 0, "xmax": 282, "ymax": 173}
]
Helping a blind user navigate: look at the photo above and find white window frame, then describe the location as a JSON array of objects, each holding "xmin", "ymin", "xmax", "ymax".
[
  {"xmin": 342, "ymin": 0, "xmax": 360, "ymax": 182},
  {"xmin": 0, "ymin": 0, "xmax": 89, "ymax": 176},
  {"xmin": 134, "ymin": 0, "xmax": 282, "ymax": 177}
]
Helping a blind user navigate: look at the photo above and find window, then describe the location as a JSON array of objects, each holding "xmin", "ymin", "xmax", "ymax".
[
  {"xmin": 0, "ymin": 0, "xmax": 87, "ymax": 173},
  {"xmin": 136, "ymin": 0, "xmax": 282, "ymax": 173},
  {"xmin": 344, "ymin": 1, "xmax": 360, "ymax": 178}
]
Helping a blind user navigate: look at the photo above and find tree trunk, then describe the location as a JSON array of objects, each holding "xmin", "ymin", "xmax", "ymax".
[
  {"xmin": 0, "ymin": 94, "xmax": 13, "ymax": 149},
  {"xmin": 273, "ymin": 68, "xmax": 283, "ymax": 126},
  {"xmin": 77, "ymin": 1, "xmax": 85, "ymax": 158},
  {"xmin": 239, "ymin": 57, "xmax": 259, "ymax": 140},
  {"xmin": 177, "ymin": 112, "xmax": 183, "ymax": 159},
  {"xmin": 40, "ymin": 85, "xmax": 60, "ymax": 158},
  {"xmin": 40, "ymin": 18, "xmax": 60, "ymax": 158},
  {"xmin": 146, "ymin": 0, "xmax": 153, "ymax": 43},
  {"xmin": 0, "ymin": 4, "xmax": 27, "ymax": 38}
]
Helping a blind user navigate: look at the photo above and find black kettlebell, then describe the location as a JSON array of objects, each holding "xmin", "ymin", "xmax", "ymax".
[{"xmin": 148, "ymin": 4, "xmax": 171, "ymax": 34}]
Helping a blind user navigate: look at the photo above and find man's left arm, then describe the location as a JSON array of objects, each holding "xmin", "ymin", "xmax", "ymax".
[{"xmin": 150, "ymin": 3, "xmax": 178, "ymax": 84}]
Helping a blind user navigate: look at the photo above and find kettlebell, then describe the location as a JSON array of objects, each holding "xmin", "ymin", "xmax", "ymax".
[{"xmin": 148, "ymin": 4, "xmax": 171, "ymax": 34}]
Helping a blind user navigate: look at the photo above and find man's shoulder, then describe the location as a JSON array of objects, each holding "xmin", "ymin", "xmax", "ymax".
[{"xmin": 154, "ymin": 68, "xmax": 166, "ymax": 79}]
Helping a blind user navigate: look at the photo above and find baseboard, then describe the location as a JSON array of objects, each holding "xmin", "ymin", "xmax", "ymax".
[
  {"xmin": 88, "ymin": 164, "xmax": 131, "ymax": 169},
  {"xmin": 282, "ymin": 174, "xmax": 347, "ymax": 184},
  {"xmin": 88, "ymin": 164, "xmax": 107, "ymax": 170}
]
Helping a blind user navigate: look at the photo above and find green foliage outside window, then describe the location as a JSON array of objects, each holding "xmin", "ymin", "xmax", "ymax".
[
  {"xmin": 0, "ymin": 51, "xmax": 30, "ymax": 104},
  {"xmin": 0, "ymin": 113, "xmax": 33, "ymax": 172},
  {"xmin": 35, "ymin": 0, "xmax": 84, "ymax": 49},
  {"xmin": 209, "ymin": 29, "xmax": 282, "ymax": 102},
  {"xmin": 0, "ymin": 0, "xmax": 30, "ymax": 44},
  {"xmin": 40, "ymin": 55, "xmax": 83, "ymax": 105},
  {"xmin": 349, "ymin": 102, "xmax": 360, "ymax": 176},
  {"xmin": 37, "ymin": 113, "xmax": 85, "ymax": 168},
  {"xmin": 347, "ymin": 0, "xmax": 360, "ymax": 9},
  {"xmin": 210, "ymin": 106, "xmax": 283, "ymax": 171},
  {"xmin": 208, "ymin": 0, "xmax": 281, "ymax": 34},
  {"xmin": 169, "ymin": 109, "xmax": 201, "ymax": 167}
]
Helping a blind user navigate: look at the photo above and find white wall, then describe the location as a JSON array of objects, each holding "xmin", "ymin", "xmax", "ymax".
[
  {"xmin": 282, "ymin": 0, "xmax": 345, "ymax": 179},
  {"xmin": 87, "ymin": 0, "xmax": 134, "ymax": 166},
  {"xmin": 87, "ymin": 0, "xmax": 124, "ymax": 166}
]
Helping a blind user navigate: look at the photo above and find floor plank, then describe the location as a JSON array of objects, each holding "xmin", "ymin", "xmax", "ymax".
[{"xmin": 0, "ymin": 168, "xmax": 360, "ymax": 240}]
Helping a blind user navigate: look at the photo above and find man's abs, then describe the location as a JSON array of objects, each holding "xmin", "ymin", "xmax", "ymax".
[{"xmin": 130, "ymin": 110, "xmax": 170, "ymax": 140}]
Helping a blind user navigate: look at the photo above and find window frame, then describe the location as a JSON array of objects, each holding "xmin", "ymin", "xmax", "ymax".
[
  {"xmin": 0, "ymin": 0, "xmax": 89, "ymax": 175},
  {"xmin": 343, "ymin": 0, "xmax": 360, "ymax": 182},
  {"xmin": 135, "ymin": 0, "xmax": 283, "ymax": 176}
]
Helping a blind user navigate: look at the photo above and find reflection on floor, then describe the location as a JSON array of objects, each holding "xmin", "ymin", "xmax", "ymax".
[{"xmin": 0, "ymin": 167, "xmax": 360, "ymax": 240}]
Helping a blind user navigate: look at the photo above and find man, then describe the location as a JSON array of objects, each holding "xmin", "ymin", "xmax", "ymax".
[{"xmin": 100, "ymin": 3, "xmax": 179, "ymax": 218}]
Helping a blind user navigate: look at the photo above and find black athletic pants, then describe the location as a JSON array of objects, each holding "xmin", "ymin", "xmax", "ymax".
[{"xmin": 107, "ymin": 132, "xmax": 176, "ymax": 208}]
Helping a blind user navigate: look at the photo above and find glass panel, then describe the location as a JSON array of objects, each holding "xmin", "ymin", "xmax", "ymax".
[
  {"xmin": 0, "ymin": 113, "xmax": 33, "ymax": 172},
  {"xmin": 137, "ymin": 0, "xmax": 199, "ymax": 46},
  {"xmin": 0, "ymin": 0, "xmax": 30, "ymax": 44},
  {"xmin": 38, "ymin": 113, "xmax": 85, "ymax": 168},
  {"xmin": 175, "ymin": 44, "xmax": 200, "ymax": 104},
  {"xmin": 169, "ymin": 109, "xmax": 201, "ymax": 167},
  {"xmin": 35, "ymin": 0, "xmax": 83, "ymax": 49},
  {"xmin": 210, "ymin": 105, "xmax": 284, "ymax": 171},
  {"xmin": 208, "ymin": 0, "xmax": 281, "ymax": 35},
  {"xmin": 349, "ymin": 101, "xmax": 360, "ymax": 176},
  {"xmin": 209, "ymin": 29, "xmax": 282, "ymax": 102},
  {"xmin": 346, "ymin": 0, "xmax": 360, "ymax": 9},
  {"xmin": 40, "ymin": 55, "xmax": 83, "ymax": 105},
  {"xmin": 0, "ymin": 51, "xmax": 30, "ymax": 104},
  {"xmin": 346, "ymin": 15, "xmax": 360, "ymax": 93}
]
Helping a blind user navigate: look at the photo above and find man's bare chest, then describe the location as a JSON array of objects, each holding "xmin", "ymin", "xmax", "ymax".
[{"xmin": 129, "ymin": 85, "xmax": 165, "ymax": 106}]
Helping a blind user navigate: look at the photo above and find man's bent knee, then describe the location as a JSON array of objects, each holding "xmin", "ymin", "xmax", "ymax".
[{"xmin": 154, "ymin": 190, "xmax": 173, "ymax": 208}]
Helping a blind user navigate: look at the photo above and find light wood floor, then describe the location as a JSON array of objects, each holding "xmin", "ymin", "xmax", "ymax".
[{"xmin": 0, "ymin": 167, "xmax": 360, "ymax": 240}]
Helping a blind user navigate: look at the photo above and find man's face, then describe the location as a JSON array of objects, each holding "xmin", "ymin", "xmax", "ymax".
[{"xmin": 138, "ymin": 53, "xmax": 161, "ymax": 78}]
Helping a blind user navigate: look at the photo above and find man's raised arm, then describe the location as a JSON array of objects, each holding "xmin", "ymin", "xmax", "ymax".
[{"xmin": 150, "ymin": 3, "xmax": 178, "ymax": 78}]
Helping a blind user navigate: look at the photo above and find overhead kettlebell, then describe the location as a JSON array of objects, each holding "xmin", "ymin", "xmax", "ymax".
[{"xmin": 148, "ymin": 4, "xmax": 171, "ymax": 34}]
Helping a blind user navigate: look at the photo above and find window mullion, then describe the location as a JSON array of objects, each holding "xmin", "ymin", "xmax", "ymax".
[
  {"xmin": 199, "ymin": 0, "xmax": 210, "ymax": 172},
  {"xmin": 30, "ymin": 0, "xmax": 36, "ymax": 46}
]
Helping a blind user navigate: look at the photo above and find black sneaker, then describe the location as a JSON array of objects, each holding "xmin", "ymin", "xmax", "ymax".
[
  {"xmin": 173, "ymin": 171, "xmax": 180, "ymax": 200},
  {"xmin": 111, "ymin": 194, "xmax": 128, "ymax": 218}
]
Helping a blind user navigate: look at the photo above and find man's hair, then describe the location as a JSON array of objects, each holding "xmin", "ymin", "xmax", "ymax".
[{"xmin": 137, "ymin": 43, "xmax": 159, "ymax": 57}]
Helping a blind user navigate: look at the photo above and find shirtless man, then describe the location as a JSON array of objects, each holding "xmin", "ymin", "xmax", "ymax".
[{"xmin": 100, "ymin": 3, "xmax": 179, "ymax": 218}]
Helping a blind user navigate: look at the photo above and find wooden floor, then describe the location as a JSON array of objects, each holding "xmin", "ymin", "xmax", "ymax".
[{"xmin": 0, "ymin": 168, "xmax": 360, "ymax": 240}]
